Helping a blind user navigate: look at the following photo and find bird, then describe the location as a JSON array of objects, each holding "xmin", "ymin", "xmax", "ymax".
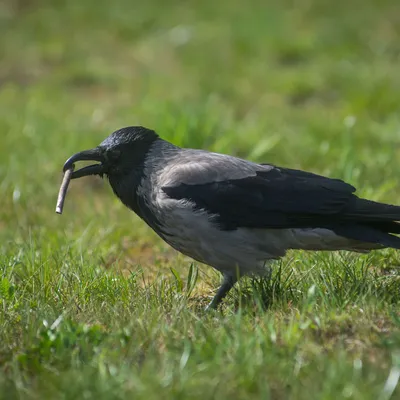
[{"xmin": 63, "ymin": 126, "xmax": 400, "ymax": 310}]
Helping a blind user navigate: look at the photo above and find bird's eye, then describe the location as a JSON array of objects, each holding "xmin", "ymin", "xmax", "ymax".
[{"xmin": 109, "ymin": 149, "xmax": 121, "ymax": 160}]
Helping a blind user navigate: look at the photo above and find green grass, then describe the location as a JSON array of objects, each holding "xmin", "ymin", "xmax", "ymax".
[{"xmin": 1, "ymin": 0, "xmax": 400, "ymax": 398}]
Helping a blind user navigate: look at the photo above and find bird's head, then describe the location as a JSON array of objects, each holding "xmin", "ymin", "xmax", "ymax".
[{"xmin": 63, "ymin": 126, "xmax": 159, "ymax": 180}]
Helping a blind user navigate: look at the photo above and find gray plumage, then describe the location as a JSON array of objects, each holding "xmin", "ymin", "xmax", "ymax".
[{"xmin": 64, "ymin": 126, "xmax": 400, "ymax": 309}]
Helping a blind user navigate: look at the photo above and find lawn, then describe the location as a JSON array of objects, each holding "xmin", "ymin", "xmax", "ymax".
[{"xmin": 1, "ymin": 0, "xmax": 400, "ymax": 398}]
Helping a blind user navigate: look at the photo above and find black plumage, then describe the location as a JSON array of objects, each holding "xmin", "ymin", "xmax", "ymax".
[{"xmin": 163, "ymin": 167, "xmax": 400, "ymax": 248}]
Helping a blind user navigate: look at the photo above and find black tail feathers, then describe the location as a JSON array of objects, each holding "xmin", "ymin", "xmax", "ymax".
[{"xmin": 336, "ymin": 198, "xmax": 400, "ymax": 249}]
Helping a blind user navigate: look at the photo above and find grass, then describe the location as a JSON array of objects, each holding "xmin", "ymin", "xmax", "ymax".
[{"xmin": 1, "ymin": 0, "xmax": 400, "ymax": 398}]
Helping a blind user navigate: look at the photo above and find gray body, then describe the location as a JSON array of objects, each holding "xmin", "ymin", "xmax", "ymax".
[{"xmin": 137, "ymin": 141, "xmax": 375, "ymax": 278}]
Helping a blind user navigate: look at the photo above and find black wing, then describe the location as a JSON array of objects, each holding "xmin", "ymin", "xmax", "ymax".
[{"xmin": 162, "ymin": 166, "xmax": 400, "ymax": 243}]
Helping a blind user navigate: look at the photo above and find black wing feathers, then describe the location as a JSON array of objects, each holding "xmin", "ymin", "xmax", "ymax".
[
  {"xmin": 163, "ymin": 167, "xmax": 357, "ymax": 229},
  {"xmin": 162, "ymin": 165, "xmax": 400, "ymax": 247}
]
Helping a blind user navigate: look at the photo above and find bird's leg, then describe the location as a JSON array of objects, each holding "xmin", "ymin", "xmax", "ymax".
[{"xmin": 205, "ymin": 273, "xmax": 238, "ymax": 311}]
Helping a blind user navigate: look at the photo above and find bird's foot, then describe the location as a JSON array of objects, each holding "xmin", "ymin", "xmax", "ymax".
[{"xmin": 205, "ymin": 273, "xmax": 237, "ymax": 311}]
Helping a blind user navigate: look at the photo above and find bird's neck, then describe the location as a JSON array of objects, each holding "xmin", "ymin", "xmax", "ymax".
[{"xmin": 107, "ymin": 139, "xmax": 178, "ymax": 228}]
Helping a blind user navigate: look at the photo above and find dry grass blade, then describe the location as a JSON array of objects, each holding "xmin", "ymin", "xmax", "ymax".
[{"xmin": 56, "ymin": 166, "xmax": 74, "ymax": 214}]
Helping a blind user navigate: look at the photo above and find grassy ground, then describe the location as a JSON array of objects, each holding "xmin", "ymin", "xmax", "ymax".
[{"xmin": 1, "ymin": 0, "xmax": 400, "ymax": 398}]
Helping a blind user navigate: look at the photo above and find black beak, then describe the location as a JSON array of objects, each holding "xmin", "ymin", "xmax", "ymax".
[{"xmin": 63, "ymin": 148, "xmax": 106, "ymax": 179}]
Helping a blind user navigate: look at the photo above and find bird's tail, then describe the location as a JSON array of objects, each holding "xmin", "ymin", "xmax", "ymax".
[{"xmin": 334, "ymin": 198, "xmax": 400, "ymax": 249}]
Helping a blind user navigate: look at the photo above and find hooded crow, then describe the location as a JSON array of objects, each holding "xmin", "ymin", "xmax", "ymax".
[{"xmin": 63, "ymin": 126, "xmax": 400, "ymax": 309}]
